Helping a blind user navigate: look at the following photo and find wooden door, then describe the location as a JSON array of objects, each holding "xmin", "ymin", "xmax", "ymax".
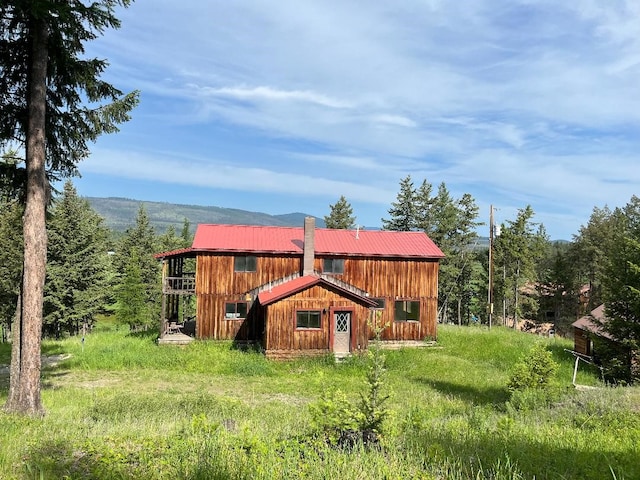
[{"xmin": 333, "ymin": 311, "xmax": 351, "ymax": 354}]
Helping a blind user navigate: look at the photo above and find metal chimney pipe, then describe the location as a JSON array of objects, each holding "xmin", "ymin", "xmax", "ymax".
[{"xmin": 303, "ymin": 216, "xmax": 315, "ymax": 275}]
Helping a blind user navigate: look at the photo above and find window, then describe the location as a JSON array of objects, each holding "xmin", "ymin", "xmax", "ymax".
[
  {"xmin": 394, "ymin": 300, "xmax": 420, "ymax": 321},
  {"xmin": 323, "ymin": 258, "xmax": 344, "ymax": 274},
  {"xmin": 372, "ymin": 298, "xmax": 386, "ymax": 310},
  {"xmin": 225, "ymin": 302, "xmax": 248, "ymax": 320},
  {"xmin": 296, "ymin": 310, "xmax": 321, "ymax": 329},
  {"xmin": 234, "ymin": 255, "xmax": 257, "ymax": 272}
]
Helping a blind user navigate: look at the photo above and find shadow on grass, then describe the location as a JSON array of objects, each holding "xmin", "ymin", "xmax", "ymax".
[{"xmin": 417, "ymin": 378, "xmax": 510, "ymax": 406}]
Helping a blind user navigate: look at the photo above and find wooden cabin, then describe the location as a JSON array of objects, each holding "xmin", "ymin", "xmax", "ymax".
[
  {"xmin": 572, "ymin": 304, "xmax": 611, "ymax": 357},
  {"xmin": 155, "ymin": 217, "xmax": 445, "ymax": 358}
]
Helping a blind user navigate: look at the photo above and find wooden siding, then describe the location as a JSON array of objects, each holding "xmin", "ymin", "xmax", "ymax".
[
  {"xmin": 194, "ymin": 251, "xmax": 440, "ymax": 344},
  {"xmin": 315, "ymin": 256, "xmax": 439, "ymax": 342},
  {"xmin": 573, "ymin": 328, "xmax": 592, "ymax": 356},
  {"xmin": 264, "ymin": 284, "xmax": 371, "ymax": 354}
]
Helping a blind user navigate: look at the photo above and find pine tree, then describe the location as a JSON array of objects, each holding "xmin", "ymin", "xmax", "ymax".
[
  {"xmin": 494, "ymin": 206, "xmax": 549, "ymax": 328},
  {"xmin": 115, "ymin": 249, "xmax": 148, "ymax": 330},
  {"xmin": 382, "ymin": 175, "xmax": 417, "ymax": 231},
  {"xmin": 325, "ymin": 195, "xmax": 356, "ymax": 229},
  {"xmin": 114, "ymin": 205, "xmax": 160, "ymax": 330},
  {"xmin": 44, "ymin": 181, "xmax": 111, "ymax": 338},
  {"xmin": 600, "ymin": 196, "xmax": 640, "ymax": 381},
  {"xmin": 1, "ymin": 0, "xmax": 138, "ymax": 415}
]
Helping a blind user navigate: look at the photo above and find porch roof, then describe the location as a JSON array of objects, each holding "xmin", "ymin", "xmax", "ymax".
[{"xmin": 257, "ymin": 274, "xmax": 378, "ymax": 307}]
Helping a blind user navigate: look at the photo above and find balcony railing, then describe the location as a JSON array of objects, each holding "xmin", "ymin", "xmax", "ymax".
[{"xmin": 163, "ymin": 274, "xmax": 195, "ymax": 294}]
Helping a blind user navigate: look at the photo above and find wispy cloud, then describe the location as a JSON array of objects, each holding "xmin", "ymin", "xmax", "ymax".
[{"xmin": 79, "ymin": 0, "xmax": 640, "ymax": 239}]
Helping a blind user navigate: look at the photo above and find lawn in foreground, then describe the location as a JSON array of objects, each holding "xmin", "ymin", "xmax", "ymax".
[{"xmin": 0, "ymin": 324, "xmax": 637, "ymax": 479}]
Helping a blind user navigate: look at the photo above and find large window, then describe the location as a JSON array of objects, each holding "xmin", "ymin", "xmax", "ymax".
[
  {"xmin": 394, "ymin": 300, "xmax": 420, "ymax": 322},
  {"xmin": 322, "ymin": 258, "xmax": 344, "ymax": 274},
  {"xmin": 225, "ymin": 302, "xmax": 248, "ymax": 320},
  {"xmin": 234, "ymin": 255, "xmax": 257, "ymax": 272},
  {"xmin": 296, "ymin": 310, "xmax": 321, "ymax": 329}
]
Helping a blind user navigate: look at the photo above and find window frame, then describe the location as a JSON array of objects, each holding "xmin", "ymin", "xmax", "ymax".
[
  {"xmin": 322, "ymin": 258, "xmax": 344, "ymax": 275},
  {"xmin": 224, "ymin": 302, "xmax": 248, "ymax": 320},
  {"xmin": 394, "ymin": 300, "xmax": 420, "ymax": 322},
  {"xmin": 234, "ymin": 255, "xmax": 257, "ymax": 272},
  {"xmin": 295, "ymin": 309, "xmax": 322, "ymax": 329},
  {"xmin": 371, "ymin": 298, "xmax": 386, "ymax": 310}
]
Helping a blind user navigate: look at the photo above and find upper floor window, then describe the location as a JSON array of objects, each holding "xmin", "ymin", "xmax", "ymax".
[
  {"xmin": 296, "ymin": 310, "xmax": 321, "ymax": 329},
  {"xmin": 394, "ymin": 300, "xmax": 420, "ymax": 322},
  {"xmin": 322, "ymin": 258, "xmax": 344, "ymax": 274},
  {"xmin": 225, "ymin": 302, "xmax": 248, "ymax": 320},
  {"xmin": 234, "ymin": 255, "xmax": 257, "ymax": 272}
]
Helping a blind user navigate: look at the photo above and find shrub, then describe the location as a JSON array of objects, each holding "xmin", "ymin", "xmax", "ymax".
[{"xmin": 507, "ymin": 343, "xmax": 559, "ymax": 392}]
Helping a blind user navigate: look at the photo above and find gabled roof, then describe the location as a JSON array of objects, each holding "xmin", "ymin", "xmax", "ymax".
[
  {"xmin": 257, "ymin": 274, "xmax": 378, "ymax": 306},
  {"xmin": 572, "ymin": 304, "xmax": 614, "ymax": 341},
  {"xmin": 191, "ymin": 224, "xmax": 444, "ymax": 258}
]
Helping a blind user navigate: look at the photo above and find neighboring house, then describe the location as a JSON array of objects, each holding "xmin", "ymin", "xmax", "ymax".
[
  {"xmin": 572, "ymin": 304, "xmax": 611, "ymax": 357},
  {"xmin": 155, "ymin": 217, "xmax": 444, "ymax": 358}
]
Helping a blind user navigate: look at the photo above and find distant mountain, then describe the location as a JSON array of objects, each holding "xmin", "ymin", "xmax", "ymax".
[{"xmin": 86, "ymin": 197, "xmax": 326, "ymax": 233}]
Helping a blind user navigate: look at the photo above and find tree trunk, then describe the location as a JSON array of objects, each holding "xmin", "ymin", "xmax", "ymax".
[{"xmin": 4, "ymin": 16, "xmax": 48, "ymax": 416}]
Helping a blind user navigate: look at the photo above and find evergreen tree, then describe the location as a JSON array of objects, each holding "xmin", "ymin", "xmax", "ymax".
[
  {"xmin": 114, "ymin": 205, "xmax": 160, "ymax": 330},
  {"xmin": 44, "ymin": 181, "xmax": 111, "ymax": 338},
  {"xmin": 382, "ymin": 175, "xmax": 417, "ymax": 231},
  {"xmin": 0, "ymin": 200, "xmax": 23, "ymax": 342},
  {"xmin": 115, "ymin": 249, "xmax": 148, "ymax": 330},
  {"xmin": 600, "ymin": 196, "xmax": 640, "ymax": 381},
  {"xmin": 0, "ymin": 0, "xmax": 138, "ymax": 415},
  {"xmin": 180, "ymin": 218, "xmax": 193, "ymax": 248},
  {"xmin": 325, "ymin": 195, "xmax": 356, "ymax": 229},
  {"xmin": 494, "ymin": 206, "xmax": 549, "ymax": 328}
]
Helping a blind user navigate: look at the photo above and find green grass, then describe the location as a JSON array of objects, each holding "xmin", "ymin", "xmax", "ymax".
[{"xmin": 0, "ymin": 324, "xmax": 637, "ymax": 479}]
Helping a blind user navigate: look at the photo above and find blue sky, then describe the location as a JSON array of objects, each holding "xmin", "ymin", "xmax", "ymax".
[{"xmin": 76, "ymin": 0, "xmax": 640, "ymax": 240}]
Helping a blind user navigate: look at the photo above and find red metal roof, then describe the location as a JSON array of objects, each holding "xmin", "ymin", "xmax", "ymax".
[
  {"xmin": 257, "ymin": 274, "xmax": 377, "ymax": 306},
  {"xmin": 153, "ymin": 247, "xmax": 195, "ymax": 259},
  {"xmin": 191, "ymin": 224, "xmax": 444, "ymax": 258}
]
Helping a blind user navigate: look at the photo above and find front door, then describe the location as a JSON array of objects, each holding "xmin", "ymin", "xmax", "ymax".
[{"xmin": 333, "ymin": 311, "xmax": 351, "ymax": 354}]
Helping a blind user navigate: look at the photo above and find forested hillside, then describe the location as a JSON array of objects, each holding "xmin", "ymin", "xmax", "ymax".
[{"xmin": 86, "ymin": 197, "xmax": 326, "ymax": 233}]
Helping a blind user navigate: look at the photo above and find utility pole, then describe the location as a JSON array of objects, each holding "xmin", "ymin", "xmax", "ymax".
[{"xmin": 488, "ymin": 205, "xmax": 494, "ymax": 329}]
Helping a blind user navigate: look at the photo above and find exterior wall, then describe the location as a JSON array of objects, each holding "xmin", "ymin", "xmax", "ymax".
[
  {"xmin": 315, "ymin": 256, "xmax": 440, "ymax": 341},
  {"xmin": 195, "ymin": 253, "xmax": 300, "ymax": 340},
  {"xmin": 264, "ymin": 284, "xmax": 371, "ymax": 357},
  {"xmin": 193, "ymin": 251, "xmax": 440, "ymax": 344},
  {"xmin": 573, "ymin": 327, "xmax": 592, "ymax": 356}
]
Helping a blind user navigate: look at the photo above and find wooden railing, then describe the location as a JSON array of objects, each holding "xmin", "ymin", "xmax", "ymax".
[{"xmin": 163, "ymin": 273, "xmax": 196, "ymax": 294}]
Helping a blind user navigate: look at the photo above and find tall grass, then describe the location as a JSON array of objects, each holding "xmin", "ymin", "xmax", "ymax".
[{"xmin": 0, "ymin": 324, "xmax": 637, "ymax": 479}]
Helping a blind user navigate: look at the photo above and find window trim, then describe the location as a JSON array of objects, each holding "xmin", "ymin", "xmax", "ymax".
[
  {"xmin": 394, "ymin": 299, "xmax": 420, "ymax": 322},
  {"xmin": 234, "ymin": 255, "xmax": 257, "ymax": 272},
  {"xmin": 225, "ymin": 302, "xmax": 248, "ymax": 320},
  {"xmin": 322, "ymin": 258, "xmax": 344, "ymax": 275},
  {"xmin": 295, "ymin": 309, "xmax": 322, "ymax": 329}
]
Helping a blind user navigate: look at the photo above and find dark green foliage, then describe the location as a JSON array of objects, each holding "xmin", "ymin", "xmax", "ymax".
[
  {"xmin": 599, "ymin": 196, "xmax": 640, "ymax": 383},
  {"xmin": 324, "ymin": 195, "xmax": 356, "ymax": 229},
  {"xmin": 115, "ymin": 249, "xmax": 148, "ymax": 329},
  {"xmin": 113, "ymin": 205, "xmax": 161, "ymax": 329},
  {"xmin": 382, "ymin": 175, "xmax": 417, "ymax": 231},
  {"xmin": 44, "ymin": 181, "xmax": 111, "ymax": 337},
  {"xmin": 494, "ymin": 206, "xmax": 549, "ymax": 327},
  {"xmin": 0, "ymin": 199, "xmax": 22, "ymax": 340},
  {"xmin": 0, "ymin": 0, "xmax": 139, "ymax": 177}
]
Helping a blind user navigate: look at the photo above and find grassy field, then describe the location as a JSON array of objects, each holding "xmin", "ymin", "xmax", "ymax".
[{"xmin": 0, "ymin": 324, "xmax": 638, "ymax": 479}]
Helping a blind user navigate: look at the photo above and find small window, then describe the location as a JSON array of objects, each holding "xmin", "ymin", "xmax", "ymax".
[
  {"xmin": 323, "ymin": 258, "xmax": 344, "ymax": 274},
  {"xmin": 394, "ymin": 300, "xmax": 420, "ymax": 322},
  {"xmin": 296, "ymin": 310, "xmax": 321, "ymax": 329},
  {"xmin": 225, "ymin": 302, "xmax": 248, "ymax": 320},
  {"xmin": 372, "ymin": 298, "xmax": 386, "ymax": 310},
  {"xmin": 234, "ymin": 256, "xmax": 257, "ymax": 272}
]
